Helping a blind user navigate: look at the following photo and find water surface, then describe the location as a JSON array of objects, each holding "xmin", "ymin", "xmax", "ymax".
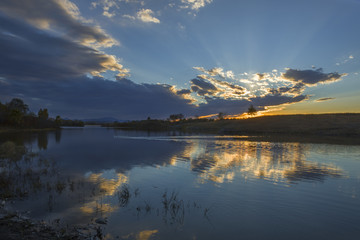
[{"xmin": 1, "ymin": 127, "xmax": 360, "ymax": 240}]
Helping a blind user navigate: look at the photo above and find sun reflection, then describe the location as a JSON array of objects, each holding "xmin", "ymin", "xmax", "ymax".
[{"xmin": 176, "ymin": 140, "xmax": 343, "ymax": 184}]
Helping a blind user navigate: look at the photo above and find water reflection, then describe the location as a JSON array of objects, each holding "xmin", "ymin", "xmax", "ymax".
[
  {"xmin": 122, "ymin": 229, "xmax": 159, "ymax": 240},
  {"xmin": 79, "ymin": 170, "xmax": 128, "ymax": 215},
  {"xmin": 37, "ymin": 131, "xmax": 48, "ymax": 150},
  {"xmin": 0, "ymin": 130, "xmax": 62, "ymax": 149},
  {"xmin": 175, "ymin": 140, "xmax": 343, "ymax": 184},
  {"xmin": 2, "ymin": 130, "xmax": 359, "ymax": 240}
]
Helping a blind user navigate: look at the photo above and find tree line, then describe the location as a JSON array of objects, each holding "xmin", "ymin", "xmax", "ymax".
[
  {"xmin": 103, "ymin": 105, "xmax": 257, "ymax": 131},
  {"xmin": 0, "ymin": 98, "xmax": 84, "ymax": 129}
]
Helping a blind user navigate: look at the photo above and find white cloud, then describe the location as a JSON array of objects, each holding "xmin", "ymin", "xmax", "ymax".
[
  {"xmin": 136, "ymin": 8, "xmax": 160, "ymax": 23},
  {"xmin": 91, "ymin": 0, "xmax": 119, "ymax": 18},
  {"xmin": 0, "ymin": 0, "xmax": 119, "ymax": 48},
  {"xmin": 58, "ymin": 0, "xmax": 81, "ymax": 19},
  {"xmin": 123, "ymin": 14, "xmax": 136, "ymax": 20},
  {"xmin": 103, "ymin": 10, "xmax": 116, "ymax": 18},
  {"xmin": 181, "ymin": 0, "xmax": 213, "ymax": 10},
  {"xmin": 226, "ymin": 71, "xmax": 235, "ymax": 79},
  {"xmin": 178, "ymin": 22, "xmax": 186, "ymax": 31}
]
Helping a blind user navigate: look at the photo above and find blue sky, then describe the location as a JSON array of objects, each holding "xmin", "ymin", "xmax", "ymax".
[{"xmin": 0, "ymin": 0, "xmax": 359, "ymax": 119}]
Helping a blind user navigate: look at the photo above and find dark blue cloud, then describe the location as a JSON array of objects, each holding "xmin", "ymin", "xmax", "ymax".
[
  {"xmin": 0, "ymin": 0, "xmax": 116, "ymax": 47},
  {"xmin": 176, "ymin": 89, "xmax": 192, "ymax": 95},
  {"xmin": 196, "ymin": 94, "xmax": 307, "ymax": 116},
  {"xmin": 282, "ymin": 68, "xmax": 345, "ymax": 85},
  {"xmin": 190, "ymin": 77, "xmax": 218, "ymax": 96},
  {"xmin": 0, "ymin": 13, "xmax": 124, "ymax": 81},
  {"xmin": 0, "ymin": 76, "xmax": 195, "ymax": 119},
  {"xmin": 316, "ymin": 97, "xmax": 335, "ymax": 102},
  {"xmin": 268, "ymin": 83, "xmax": 306, "ymax": 95}
]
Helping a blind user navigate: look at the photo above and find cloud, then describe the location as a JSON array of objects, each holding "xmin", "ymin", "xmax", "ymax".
[
  {"xmin": 190, "ymin": 77, "xmax": 218, "ymax": 96},
  {"xmin": 192, "ymin": 68, "xmax": 247, "ymax": 99},
  {"xmin": 0, "ymin": 0, "xmax": 118, "ymax": 48},
  {"xmin": 195, "ymin": 94, "xmax": 308, "ymax": 116},
  {"xmin": 181, "ymin": 0, "xmax": 213, "ymax": 10},
  {"xmin": 91, "ymin": 0, "xmax": 119, "ymax": 18},
  {"xmin": 249, "ymin": 94, "xmax": 309, "ymax": 108},
  {"xmin": 0, "ymin": 13, "xmax": 128, "ymax": 80},
  {"xmin": 194, "ymin": 67, "xmax": 235, "ymax": 79},
  {"xmin": 123, "ymin": 14, "xmax": 136, "ymax": 20},
  {"xmin": 268, "ymin": 83, "xmax": 306, "ymax": 96},
  {"xmin": 208, "ymin": 67, "xmax": 226, "ymax": 78},
  {"xmin": 136, "ymin": 9, "xmax": 160, "ymax": 23},
  {"xmin": 256, "ymin": 73, "xmax": 266, "ymax": 80},
  {"xmin": 316, "ymin": 97, "xmax": 335, "ymax": 102},
  {"xmin": 0, "ymin": 1, "xmax": 346, "ymax": 119},
  {"xmin": 188, "ymin": 67, "xmax": 310, "ymax": 116},
  {"xmin": 282, "ymin": 68, "xmax": 346, "ymax": 86},
  {"xmin": 0, "ymin": 76, "xmax": 195, "ymax": 119},
  {"xmin": 176, "ymin": 89, "xmax": 192, "ymax": 95}
]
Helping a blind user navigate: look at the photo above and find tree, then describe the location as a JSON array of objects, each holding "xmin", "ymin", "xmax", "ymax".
[
  {"xmin": 218, "ymin": 112, "xmax": 225, "ymax": 120},
  {"xmin": 55, "ymin": 115, "xmax": 62, "ymax": 127},
  {"xmin": 38, "ymin": 108, "xmax": 49, "ymax": 120},
  {"xmin": 8, "ymin": 109, "xmax": 24, "ymax": 126},
  {"xmin": 6, "ymin": 98, "xmax": 29, "ymax": 114},
  {"xmin": 0, "ymin": 101, "xmax": 6, "ymax": 124},
  {"xmin": 247, "ymin": 105, "xmax": 257, "ymax": 116},
  {"xmin": 169, "ymin": 113, "xmax": 184, "ymax": 121}
]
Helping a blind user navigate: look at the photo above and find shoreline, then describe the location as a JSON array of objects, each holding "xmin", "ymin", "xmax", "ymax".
[
  {"xmin": 0, "ymin": 128, "xmax": 58, "ymax": 134},
  {"xmin": 0, "ymin": 202, "xmax": 105, "ymax": 240}
]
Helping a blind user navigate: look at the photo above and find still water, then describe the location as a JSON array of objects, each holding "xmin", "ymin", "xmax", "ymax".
[{"xmin": 1, "ymin": 127, "xmax": 360, "ymax": 239}]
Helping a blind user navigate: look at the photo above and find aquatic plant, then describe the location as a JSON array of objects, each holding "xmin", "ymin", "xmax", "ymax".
[{"xmin": 117, "ymin": 184, "xmax": 131, "ymax": 207}]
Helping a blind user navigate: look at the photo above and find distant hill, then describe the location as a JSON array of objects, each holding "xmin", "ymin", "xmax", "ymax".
[{"xmin": 82, "ymin": 117, "xmax": 124, "ymax": 123}]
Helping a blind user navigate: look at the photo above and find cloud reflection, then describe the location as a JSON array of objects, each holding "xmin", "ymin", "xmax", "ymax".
[
  {"xmin": 175, "ymin": 140, "xmax": 343, "ymax": 184},
  {"xmin": 79, "ymin": 169, "xmax": 128, "ymax": 215}
]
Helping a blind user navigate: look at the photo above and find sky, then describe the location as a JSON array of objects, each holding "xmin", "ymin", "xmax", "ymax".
[{"xmin": 0, "ymin": 0, "xmax": 359, "ymax": 120}]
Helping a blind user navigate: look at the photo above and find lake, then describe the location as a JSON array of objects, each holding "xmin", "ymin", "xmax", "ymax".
[{"xmin": 1, "ymin": 126, "xmax": 360, "ymax": 239}]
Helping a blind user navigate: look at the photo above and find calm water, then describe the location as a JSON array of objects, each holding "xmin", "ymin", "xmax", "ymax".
[{"xmin": 1, "ymin": 127, "xmax": 360, "ymax": 239}]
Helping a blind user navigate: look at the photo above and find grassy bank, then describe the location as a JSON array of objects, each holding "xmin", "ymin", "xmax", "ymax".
[
  {"xmin": 107, "ymin": 113, "xmax": 360, "ymax": 137},
  {"xmin": 182, "ymin": 113, "xmax": 360, "ymax": 136}
]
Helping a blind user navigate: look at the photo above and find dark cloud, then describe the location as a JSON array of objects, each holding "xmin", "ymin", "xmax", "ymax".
[
  {"xmin": 215, "ymin": 80, "xmax": 246, "ymax": 93},
  {"xmin": 250, "ymin": 94, "xmax": 308, "ymax": 107},
  {"xmin": 316, "ymin": 97, "xmax": 335, "ymax": 102},
  {"xmin": 0, "ymin": 13, "xmax": 126, "ymax": 81},
  {"xmin": 196, "ymin": 98, "xmax": 251, "ymax": 115},
  {"xmin": 282, "ymin": 68, "xmax": 345, "ymax": 85},
  {"xmin": 192, "ymin": 75, "xmax": 246, "ymax": 98},
  {"xmin": 195, "ymin": 94, "xmax": 308, "ymax": 116},
  {"xmin": 269, "ymin": 83, "xmax": 306, "ymax": 95},
  {"xmin": 190, "ymin": 77, "xmax": 218, "ymax": 96},
  {"xmin": 0, "ymin": 0, "xmax": 116, "ymax": 47},
  {"xmin": 197, "ymin": 75, "xmax": 246, "ymax": 94},
  {"xmin": 176, "ymin": 89, "xmax": 192, "ymax": 95},
  {"xmin": 0, "ymin": 77, "xmax": 195, "ymax": 120},
  {"xmin": 257, "ymin": 73, "xmax": 265, "ymax": 80},
  {"xmin": 0, "ymin": 8, "xmax": 191, "ymax": 120}
]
